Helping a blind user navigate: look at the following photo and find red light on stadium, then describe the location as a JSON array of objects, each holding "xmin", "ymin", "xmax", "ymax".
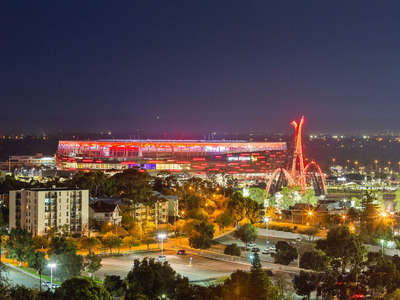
[
  {"xmin": 83, "ymin": 169, "xmax": 89, "ymax": 172},
  {"xmin": 246, "ymin": 169, "xmax": 254, "ymax": 172},
  {"xmin": 149, "ymin": 160, "xmax": 163, "ymax": 163},
  {"xmin": 240, "ymin": 153, "xmax": 250, "ymax": 156},
  {"xmin": 167, "ymin": 159, "xmax": 175, "ymax": 162},
  {"xmin": 229, "ymin": 163, "xmax": 239, "ymax": 165},
  {"xmin": 241, "ymin": 164, "xmax": 250, "ymax": 167},
  {"xmin": 95, "ymin": 160, "xmax": 103, "ymax": 163},
  {"xmin": 256, "ymin": 163, "xmax": 260, "ymax": 165},
  {"xmin": 193, "ymin": 158, "xmax": 205, "ymax": 161},
  {"xmin": 176, "ymin": 161, "xmax": 190, "ymax": 164},
  {"xmin": 69, "ymin": 168, "xmax": 76, "ymax": 170},
  {"xmin": 62, "ymin": 157, "xmax": 67, "ymax": 160},
  {"xmin": 192, "ymin": 166, "xmax": 200, "ymax": 168},
  {"xmin": 215, "ymin": 155, "xmax": 221, "ymax": 158},
  {"xmin": 200, "ymin": 172, "xmax": 206, "ymax": 174},
  {"xmin": 270, "ymin": 155, "xmax": 276, "ymax": 157},
  {"xmin": 82, "ymin": 159, "xmax": 93, "ymax": 163},
  {"xmin": 227, "ymin": 154, "xmax": 232, "ymax": 157},
  {"xmin": 121, "ymin": 161, "xmax": 136, "ymax": 165},
  {"xmin": 239, "ymin": 169, "xmax": 244, "ymax": 171},
  {"xmin": 252, "ymin": 153, "xmax": 260, "ymax": 155},
  {"xmin": 201, "ymin": 163, "xmax": 207, "ymax": 166},
  {"xmin": 235, "ymin": 166, "xmax": 240, "ymax": 168}
]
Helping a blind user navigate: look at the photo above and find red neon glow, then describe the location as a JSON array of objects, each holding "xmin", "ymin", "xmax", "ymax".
[
  {"xmin": 193, "ymin": 158, "xmax": 206, "ymax": 161},
  {"xmin": 167, "ymin": 159, "xmax": 175, "ymax": 162},
  {"xmin": 227, "ymin": 154, "xmax": 232, "ymax": 157},
  {"xmin": 82, "ymin": 159, "xmax": 93, "ymax": 163},
  {"xmin": 62, "ymin": 157, "xmax": 67, "ymax": 160},
  {"xmin": 240, "ymin": 153, "xmax": 250, "ymax": 156},
  {"xmin": 121, "ymin": 161, "xmax": 137, "ymax": 165},
  {"xmin": 69, "ymin": 168, "xmax": 76, "ymax": 170},
  {"xmin": 215, "ymin": 155, "xmax": 221, "ymax": 158},
  {"xmin": 168, "ymin": 170, "xmax": 181, "ymax": 172},
  {"xmin": 252, "ymin": 153, "xmax": 260, "ymax": 156},
  {"xmin": 246, "ymin": 169, "xmax": 255, "ymax": 172},
  {"xmin": 83, "ymin": 169, "xmax": 89, "ymax": 172},
  {"xmin": 149, "ymin": 160, "xmax": 163, "ymax": 163},
  {"xmin": 175, "ymin": 161, "xmax": 190, "ymax": 164},
  {"xmin": 241, "ymin": 164, "xmax": 250, "ymax": 167},
  {"xmin": 200, "ymin": 163, "xmax": 207, "ymax": 166},
  {"xmin": 95, "ymin": 160, "xmax": 103, "ymax": 163}
]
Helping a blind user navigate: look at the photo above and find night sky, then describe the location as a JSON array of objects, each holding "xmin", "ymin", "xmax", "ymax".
[{"xmin": 1, "ymin": 1, "xmax": 400, "ymax": 136}]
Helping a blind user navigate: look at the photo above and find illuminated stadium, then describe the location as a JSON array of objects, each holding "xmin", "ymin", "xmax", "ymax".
[{"xmin": 56, "ymin": 140, "xmax": 287, "ymax": 175}]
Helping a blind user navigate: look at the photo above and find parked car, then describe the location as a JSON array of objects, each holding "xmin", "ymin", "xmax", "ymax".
[
  {"xmin": 42, "ymin": 281, "xmax": 51, "ymax": 287},
  {"xmin": 251, "ymin": 247, "xmax": 260, "ymax": 252},
  {"xmin": 177, "ymin": 249, "xmax": 186, "ymax": 255},
  {"xmin": 262, "ymin": 249, "xmax": 270, "ymax": 254},
  {"xmin": 50, "ymin": 283, "xmax": 60, "ymax": 290},
  {"xmin": 157, "ymin": 255, "xmax": 167, "ymax": 261},
  {"xmin": 247, "ymin": 242, "xmax": 256, "ymax": 247},
  {"xmin": 296, "ymin": 237, "xmax": 302, "ymax": 242},
  {"xmin": 269, "ymin": 246, "xmax": 276, "ymax": 252}
]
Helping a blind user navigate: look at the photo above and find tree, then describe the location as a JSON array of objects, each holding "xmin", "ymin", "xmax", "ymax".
[
  {"xmin": 50, "ymin": 251, "xmax": 86, "ymax": 281},
  {"xmin": 227, "ymin": 192, "xmax": 262, "ymax": 224},
  {"xmin": 247, "ymin": 187, "xmax": 267, "ymax": 204},
  {"xmin": 32, "ymin": 236, "xmax": 49, "ymax": 249},
  {"xmin": 316, "ymin": 226, "xmax": 365, "ymax": 274},
  {"xmin": 85, "ymin": 253, "xmax": 102, "ymax": 278},
  {"xmin": 298, "ymin": 227, "xmax": 320, "ymax": 241},
  {"xmin": 387, "ymin": 289, "xmax": 400, "ymax": 300},
  {"xmin": 70, "ymin": 170, "xmax": 116, "ymax": 197},
  {"xmin": 395, "ymin": 190, "xmax": 400, "ymax": 213},
  {"xmin": 141, "ymin": 235, "xmax": 157, "ymax": 250},
  {"xmin": 121, "ymin": 214, "xmax": 135, "ymax": 230},
  {"xmin": 125, "ymin": 257, "xmax": 189, "ymax": 300},
  {"xmin": 55, "ymin": 277, "xmax": 111, "ymax": 300},
  {"xmin": 100, "ymin": 222, "xmax": 128, "ymax": 237},
  {"xmin": 293, "ymin": 271, "xmax": 318, "ymax": 300},
  {"xmin": 79, "ymin": 237, "xmax": 101, "ymax": 254},
  {"xmin": 215, "ymin": 213, "xmax": 232, "ymax": 232},
  {"xmin": 26, "ymin": 249, "xmax": 46, "ymax": 288},
  {"xmin": 224, "ymin": 243, "xmax": 241, "ymax": 257},
  {"xmin": 174, "ymin": 219, "xmax": 186, "ymax": 237},
  {"xmin": 249, "ymin": 252, "xmax": 280, "ymax": 300},
  {"xmin": 233, "ymin": 223, "xmax": 258, "ymax": 252},
  {"xmin": 223, "ymin": 269, "xmax": 250, "ymax": 299},
  {"xmin": 102, "ymin": 232, "xmax": 123, "ymax": 254},
  {"xmin": 141, "ymin": 220, "xmax": 157, "ymax": 236},
  {"xmin": 188, "ymin": 221, "xmax": 215, "ymax": 251},
  {"xmin": 300, "ymin": 250, "xmax": 327, "ymax": 271},
  {"xmin": 363, "ymin": 258, "xmax": 400, "ymax": 297},
  {"xmin": 48, "ymin": 237, "xmax": 77, "ymax": 256},
  {"xmin": 361, "ymin": 191, "xmax": 379, "ymax": 221},
  {"xmin": 129, "ymin": 221, "xmax": 142, "ymax": 238},
  {"xmin": 103, "ymin": 275, "xmax": 126, "ymax": 298},
  {"xmin": 273, "ymin": 271, "xmax": 296, "ymax": 300},
  {"xmin": 352, "ymin": 196, "xmax": 362, "ymax": 208},
  {"xmin": 6, "ymin": 228, "xmax": 34, "ymax": 266},
  {"xmin": 273, "ymin": 241, "xmax": 298, "ymax": 265},
  {"xmin": 113, "ymin": 168, "xmax": 153, "ymax": 221},
  {"xmin": 123, "ymin": 236, "xmax": 140, "ymax": 251},
  {"xmin": 304, "ymin": 188, "xmax": 317, "ymax": 205}
]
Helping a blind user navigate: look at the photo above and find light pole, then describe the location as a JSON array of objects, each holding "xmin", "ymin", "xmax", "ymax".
[
  {"xmin": 355, "ymin": 161, "xmax": 358, "ymax": 172},
  {"xmin": 48, "ymin": 263, "xmax": 56, "ymax": 285},
  {"xmin": 265, "ymin": 217, "xmax": 270, "ymax": 249},
  {"xmin": 308, "ymin": 211, "xmax": 313, "ymax": 226},
  {"xmin": 159, "ymin": 233, "xmax": 166, "ymax": 257},
  {"xmin": 375, "ymin": 160, "xmax": 378, "ymax": 171},
  {"xmin": 381, "ymin": 239, "xmax": 384, "ymax": 257}
]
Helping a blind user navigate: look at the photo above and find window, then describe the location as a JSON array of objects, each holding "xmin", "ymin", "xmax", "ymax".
[
  {"xmin": 59, "ymin": 205, "xmax": 61, "ymax": 210},
  {"xmin": 67, "ymin": 205, "xmax": 69, "ymax": 209},
  {"xmin": 59, "ymin": 212, "xmax": 61, "ymax": 217},
  {"xmin": 67, "ymin": 198, "xmax": 69, "ymax": 203},
  {"xmin": 34, "ymin": 199, "xmax": 36, "ymax": 204},
  {"xmin": 59, "ymin": 219, "xmax": 61, "ymax": 223},
  {"xmin": 29, "ymin": 212, "xmax": 30, "ymax": 216},
  {"xmin": 34, "ymin": 220, "xmax": 36, "ymax": 225},
  {"xmin": 66, "ymin": 219, "xmax": 69, "ymax": 223},
  {"xmin": 66, "ymin": 212, "xmax": 68, "ymax": 216},
  {"xmin": 59, "ymin": 192, "xmax": 61, "ymax": 196}
]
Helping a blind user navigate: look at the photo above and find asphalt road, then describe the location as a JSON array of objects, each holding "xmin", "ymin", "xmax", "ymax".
[
  {"xmin": 5, "ymin": 266, "xmax": 42, "ymax": 288},
  {"xmin": 93, "ymin": 250, "xmax": 254, "ymax": 282}
]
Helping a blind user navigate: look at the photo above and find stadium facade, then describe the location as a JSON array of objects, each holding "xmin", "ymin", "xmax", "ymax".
[{"xmin": 56, "ymin": 139, "xmax": 287, "ymax": 175}]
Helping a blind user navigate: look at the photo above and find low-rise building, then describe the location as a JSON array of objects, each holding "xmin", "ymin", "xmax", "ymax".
[
  {"xmin": 89, "ymin": 200, "xmax": 122, "ymax": 226},
  {"xmin": 9, "ymin": 187, "xmax": 89, "ymax": 236}
]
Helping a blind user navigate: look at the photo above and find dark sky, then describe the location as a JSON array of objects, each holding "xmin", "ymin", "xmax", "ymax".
[{"xmin": 1, "ymin": 1, "xmax": 400, "ymax": 136}]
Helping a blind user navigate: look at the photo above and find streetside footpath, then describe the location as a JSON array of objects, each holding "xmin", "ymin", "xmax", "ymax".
[{"xmin": 4, "ymin": 262, "xmax": 41, "ymax": 281}]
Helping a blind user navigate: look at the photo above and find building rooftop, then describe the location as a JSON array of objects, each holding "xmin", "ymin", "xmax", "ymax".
[{"xmin": 89, "ymin": 200, "xmax": 119, "ymax": 213}]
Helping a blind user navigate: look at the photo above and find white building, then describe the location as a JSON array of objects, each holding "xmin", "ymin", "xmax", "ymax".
[
  {"xmin": 89, "ymin": 201, "xmax": 122, "ymax": 225},
  {"xmin": 9, "ymin": 188, "xmax": 89, "ymax": 236}
]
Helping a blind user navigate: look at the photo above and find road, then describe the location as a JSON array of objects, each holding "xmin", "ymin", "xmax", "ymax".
[
  {"xmin": 92, "ymin": 250, "xmax": 254, "ymax": 282},
  {"xmin": 5, "ymin": 266, "xmax": 42, "ymax": 288}
]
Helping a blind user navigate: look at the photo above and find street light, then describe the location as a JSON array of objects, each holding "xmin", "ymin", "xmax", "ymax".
[
  {"xmin": 355, "ymin": 161, "xmax": 358, "ymax": 171},
  {"xmin": 375, "ymin": 160, "xmax": 378, "ymax": 171},
  {"xmin": 308, "ymin": 211, "xmax": 313, "ymax": 226},
  {"xmin": 159, "ymin": 233, "xmax": 166, "ymax": 258},
  {"xmin": 48, "ymin": 263, "xmax": 56, "ymax": 285},
  {"xmin": 381, "ymin": 239, "xmax": 384, "ymax": 257},
  {"xmin": 216, "ymin": 187, "xmax": 226, "ymax": 197},
  {"xmin": 265, "ymin": 217, "xmax": 270, "ymax": 249},
  {"xmin": 108, "ymin": 221, "xmax": 117, "ymax": 235}
]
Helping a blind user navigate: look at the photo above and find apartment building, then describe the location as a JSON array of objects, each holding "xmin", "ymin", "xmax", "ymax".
[{"xmin": 9, "ymin": 188, "xmax": 89, "ymax": 236}]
